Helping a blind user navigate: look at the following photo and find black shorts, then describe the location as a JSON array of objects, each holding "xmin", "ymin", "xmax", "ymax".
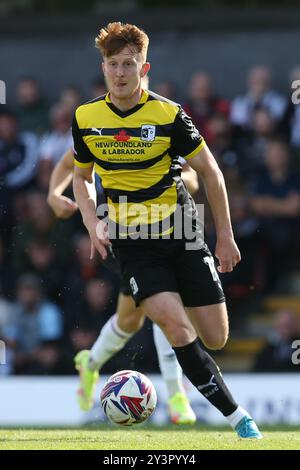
[
  {"xmin": 104, "ymin": 247, "xmax": 131, "ymax": 296},
  {"xmin": 113, "ymin": 240, "xmax": 225, "ymax": 307}
]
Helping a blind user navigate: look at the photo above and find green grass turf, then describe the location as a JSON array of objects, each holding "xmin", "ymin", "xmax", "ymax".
[{"xmin": 0, "ymin": 426, "xmax": 299, "ymax": 450}]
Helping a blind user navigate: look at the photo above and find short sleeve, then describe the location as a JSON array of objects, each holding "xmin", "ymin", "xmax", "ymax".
[
  {"xmin": 72, "ymin": 113, "xmax": 94, "ymax": 168},
  {"xmin": 170, "ymin": 108, "xmax": 205, "ymax": 160}
]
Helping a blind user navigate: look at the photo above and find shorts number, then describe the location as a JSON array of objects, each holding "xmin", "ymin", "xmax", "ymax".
[{"xmin": 203, "ymin": 256, "xmax": 219, "ymax": 282}]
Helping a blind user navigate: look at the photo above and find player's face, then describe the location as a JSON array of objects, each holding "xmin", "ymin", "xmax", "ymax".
[{"xmin": 102, "ymin": 46, "xmax": 149, "ymax": 100}]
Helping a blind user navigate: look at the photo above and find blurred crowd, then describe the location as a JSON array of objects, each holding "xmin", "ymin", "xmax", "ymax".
[{"xmin": 0, "ymin": 65, "xmax": 300, "ymax": 375}]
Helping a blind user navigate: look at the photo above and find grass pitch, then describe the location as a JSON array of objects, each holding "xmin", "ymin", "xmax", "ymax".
[{"xmin": 0, "ymin": 425, "xmax": 299, "ymax": 450}]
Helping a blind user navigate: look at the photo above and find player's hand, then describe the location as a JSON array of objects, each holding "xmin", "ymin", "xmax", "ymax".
[
  {"xmin": 85, "ymin": 217, "xmax": 111, "ymax": 260},
  {"xmin": 215, "ymin": 236, "xmax": 241, "ymax": 273},
  {"xmin": 47, "ymin": 194, "xmax": 78, "ymax": 219}
]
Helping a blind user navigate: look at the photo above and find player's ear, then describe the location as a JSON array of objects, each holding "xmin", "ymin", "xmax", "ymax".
[{"xmin": 101, "ymin": 62, "xmax": 105, "ymax": 75}]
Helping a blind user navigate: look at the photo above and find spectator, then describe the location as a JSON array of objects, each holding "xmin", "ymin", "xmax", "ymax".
[
  {"xmin": 62, "ymin": 234, "xmax": 120, "ymax": 321},
  {"xmin": 221, "ymin": 165, "xmax": 260, "ymax": 302},
  {"xmin": 184, "ymin": 72, "xmax": 230, "ymax": 144},
  {"xmin": 280, "ymin": 66, "xmax": 300, "ymax": 150},
  {"xmin": 0, "ymin": 107, "xmax": 39, "ymax": 234},
  {"xmin": 250, "ymin": 139, "xmax": 300, "ymax": 290},
  {"xmin": 63, "ymin": 277, "xmax": 117, "ymax": 373},
  {"xmin": 59, "ymin": 85, "xmax": 82, "ymax": 113},
  {"xmin": 237, "ymin": 107, "xmax": 278, "ymax": 182},
  {"xmin": 15, "ymin": 77, "xmax": 49, "ymax": 134},
  {"xmin": 23, "ymin": 238, "xmax": 64, "ymax": 301},
  {"xmin": 90, "ymin": 76, "xmax": 107, "ymax": 99},
  {"xmin": 230, "ymin": 65, "xmax": 286, "ymax": 132},
  {"xmin": 38, "ymin": 103, "xmax": 73, "ymax": 190},
  {"xmin": 0, "ymin": 107, "xmax": 39, "ymax": 192},
  {"xmin": 0, "ymin": 294, "xmax": 13, "ymax": 340},
  {"xmin": 253, "ymin": 310, "xmax": 300, "ymax": 372},
  {"xmin": 0, "ymin": 237, "xmax": 15, "ymax": 298},
  {"xmin": 66, "ymin": 278, "xmax": 115, "ymax": 334},
  {"xmin": 205, "ymin": 113, "xmax": 238, "ymax": 171},
  {"xmin": 154, "ymin": 80, "xmax": 178, "ymax": 101},
  {"xmin": 0, "ymin": 291, "xmax": 15, "ymax": 375},
  {"xmin": 12, "ymin": 191, "xmax": 73, "ymax": 277},
  {"xmin": 3, "ymin": 274, "xmax": 63, "ymax": 374}
]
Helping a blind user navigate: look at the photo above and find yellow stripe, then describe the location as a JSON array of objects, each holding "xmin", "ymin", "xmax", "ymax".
[
  {"xmin": 77, "ymin": 99, "xmax": 178, "ymax": 128},
  {"xmin": 107, "ymin": 184, "xmax": 178, "ymax": 225},
  {"xmin": 132, "ymin": 101, "xmax": 178, "ymax": 124},
  {"xmin": 82, "ymin": 135, "xmax": 170, "ymax": 162},
  {"xmin": 74, "ymin": 158, "xmax": 94, "ymax": 169},
  {"xmin": 94, "ymin": 154, "xmax": 171, "ymax": 191},
  {"xmin": 184, "ymin": 140, "xmax": 206, "ymax": 160}
]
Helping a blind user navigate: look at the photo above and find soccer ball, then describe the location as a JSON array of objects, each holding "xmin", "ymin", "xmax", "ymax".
[{"xmin": 100, "ymin": 370, "xmax": 157, "ymax": 426}]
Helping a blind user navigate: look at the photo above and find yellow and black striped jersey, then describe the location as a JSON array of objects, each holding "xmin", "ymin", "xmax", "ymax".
[{"xmin": 72, "ymin": 89, "xmax": 205, "ymax": 243}]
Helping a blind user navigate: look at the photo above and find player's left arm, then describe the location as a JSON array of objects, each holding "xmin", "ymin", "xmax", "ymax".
[
  {"xmin": 171, "ymin": 107, "xmax": 240, "ymax": 273},
  {"xmin": 187, "ymin": 145, "xmax": 241, "ymax": 273}
]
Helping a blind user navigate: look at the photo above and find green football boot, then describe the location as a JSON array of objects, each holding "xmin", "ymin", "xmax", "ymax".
[
  {"xmin": 168, "ymin": 392, "xmax": 197, "ymax": 425},
  {"xmin": 74, "ymin": 350, "xmax": 99, "ymax": 412}
]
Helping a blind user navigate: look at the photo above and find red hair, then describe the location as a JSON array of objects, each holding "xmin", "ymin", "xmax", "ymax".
[{"xmin": 95, "ymin": 22, "xmax": 149, "ymax": 60}]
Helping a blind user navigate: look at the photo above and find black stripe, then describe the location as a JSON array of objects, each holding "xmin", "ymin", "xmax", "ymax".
[
  {"xmin": 94, "ymin": 150, "xmax": 169, "ymax": 171},
  {"xmin": 105, "ymin": 169, "xmax": 176, "ymax": 203},
  {"xmin": 106, "ymin": 102, "xmax": 145, "ymax": 118},
  {"xmin": 109, "ymin": 210, "xmax": 178, "ymax": 239},
  {"xmin": 80, "ymin": 124, "xmax": 173, "ymax": 138},
  {"xmin": 146, "ymin": 94, "xmax": 156, "ymax": 102}
]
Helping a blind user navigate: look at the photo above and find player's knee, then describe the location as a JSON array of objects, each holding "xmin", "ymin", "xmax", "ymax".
[
  {"xmin": 203, "ymin": 331, "xmax": 228, "ymax": 351},
  {"xmin": 158, "ymin": 320, "xmax": 195, "ymax": 348}
]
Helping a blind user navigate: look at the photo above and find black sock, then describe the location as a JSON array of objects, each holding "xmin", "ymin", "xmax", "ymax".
[{"xmin": 173, "ymin": 338, "xmax": 238, "ymax": 416}]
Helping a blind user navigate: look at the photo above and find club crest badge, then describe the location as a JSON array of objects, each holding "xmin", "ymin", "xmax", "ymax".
[{"xmin": 141, "ymin": 124, "xmax": 156, "ymax": 142}]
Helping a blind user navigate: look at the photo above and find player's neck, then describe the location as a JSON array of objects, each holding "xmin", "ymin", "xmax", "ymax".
[{"xmin": 109, "ymin": 87, "xmax": 143, "ymax": 112}]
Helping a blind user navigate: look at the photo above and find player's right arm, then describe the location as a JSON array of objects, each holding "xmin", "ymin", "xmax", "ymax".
[
  {"xmin": 72, "ymin": 112, "xmax": 110, "ymax": 260},
  {"xmin": 47, "ymin": 148, "xmax": 78, "ymax": 219},
  {"xmin": 73, "ymin": 165, "xmax": 110, "ymax": 260}
]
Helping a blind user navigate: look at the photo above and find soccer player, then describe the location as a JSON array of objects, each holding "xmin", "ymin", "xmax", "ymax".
[
  {"xmin": 72, "ymin": 22, "xmax": 262, "ymax": 438},
  {"xmin": 48, "ymin": 147, "xmax": 198, "ymax": 424}
]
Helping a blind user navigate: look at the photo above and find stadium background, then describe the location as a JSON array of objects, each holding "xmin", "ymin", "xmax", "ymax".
[{"xmin": 0, "ymin": 0, "xmax": 300, "ymax": 428}]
